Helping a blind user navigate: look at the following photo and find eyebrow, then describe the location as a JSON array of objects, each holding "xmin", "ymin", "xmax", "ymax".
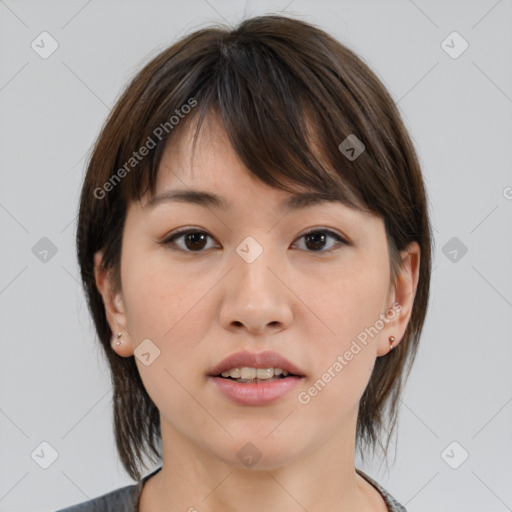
[{"xmin": 146, "ymin": 189, "xmax": 356, "ymax": 212}]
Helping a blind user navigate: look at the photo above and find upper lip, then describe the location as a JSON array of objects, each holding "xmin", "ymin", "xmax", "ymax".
[{"xmin": 208, "ymin": 350, "xmax": 305, "ymax": 377}]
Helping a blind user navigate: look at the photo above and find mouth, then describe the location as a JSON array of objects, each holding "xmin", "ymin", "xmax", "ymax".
[
  {"xmin": 208, "ymin": 368, "xmax": 304, "ymax": 406},
  {"xmin": 207, "ymin": 350, "xmax": 306, "ymax": 381},
  {"xmin": 207, "ymin": 351, "xmax": 305, "ymax": 405},
  {"xmin": 215, "ymin": 367, "xmax": 302, "ymax": 383}
]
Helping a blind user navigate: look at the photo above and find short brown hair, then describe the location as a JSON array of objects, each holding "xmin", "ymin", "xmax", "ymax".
[{"xmin": 77, "ymin": 14, "xmax": 433, "ymax": 480}]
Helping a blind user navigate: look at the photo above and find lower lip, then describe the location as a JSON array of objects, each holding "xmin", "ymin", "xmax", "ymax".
[{"xmin": 209, "ymin": 376, "xmax": 304, "ymax": 406}]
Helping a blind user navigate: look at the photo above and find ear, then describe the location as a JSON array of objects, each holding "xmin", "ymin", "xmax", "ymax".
[
  {"xmin": 94, "ymin": 250, "xmax": 134, "ymax": 357},
  {"xmin": 377, "ymin": 241, "xmax": 421, "ymax": 356}
]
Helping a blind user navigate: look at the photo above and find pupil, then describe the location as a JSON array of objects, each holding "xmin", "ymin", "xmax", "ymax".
[
  {"xmin": 306, "ymin": 233, "xmax": 325, "ymax": 251},
  {"xmin": 186, "ymin": 232, "xmax": 207, "ymax": 250}
]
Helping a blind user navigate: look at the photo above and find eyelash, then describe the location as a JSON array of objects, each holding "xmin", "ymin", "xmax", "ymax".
[{"xmin": 159, "ymin": 227, "xmax": 349, "ymax": 254}]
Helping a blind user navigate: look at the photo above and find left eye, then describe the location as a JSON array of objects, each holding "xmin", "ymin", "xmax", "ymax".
[
  {"xmin": 293, "ymin": 229, "xmax": 348, "ymax": 252},
  {"xmin": 160, "ymin": 228, "xmax": 348, "ymax": 253}
]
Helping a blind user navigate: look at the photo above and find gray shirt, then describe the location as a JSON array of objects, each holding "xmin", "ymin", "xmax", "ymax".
[{"xmin": 55, "ymin": 466, "xmax": 407, "ymax": 511}]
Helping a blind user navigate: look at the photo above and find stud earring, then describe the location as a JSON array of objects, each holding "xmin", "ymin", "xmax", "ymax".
[
  {"xmin": 116, "ymin": 332, "xmax": 122, "ymax": 346},
  {"xmin": 389, "ymin": 336, "xmax": 396, "ymax": 351}
]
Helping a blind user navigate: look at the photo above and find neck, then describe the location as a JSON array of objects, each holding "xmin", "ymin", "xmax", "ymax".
[{"xmin": 139, "ymin": 415, "xmax": 382, "ymax": 512}]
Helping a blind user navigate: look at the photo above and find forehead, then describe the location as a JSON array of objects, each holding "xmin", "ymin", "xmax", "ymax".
[
  {"xmin": 146, "ymin": 113, "xmax": 370, "ymax": 216},
  {"xmin": 156, "ymin": 116, "xmax": 260, "ymax": 189}
]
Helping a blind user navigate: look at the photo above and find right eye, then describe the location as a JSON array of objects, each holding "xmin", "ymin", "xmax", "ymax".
[{"xmin": 159, "ymin": 228, "xmax": 218, "ymax": 252}]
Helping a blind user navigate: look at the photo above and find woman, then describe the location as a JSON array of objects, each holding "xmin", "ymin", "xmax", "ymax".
[{"xmin": 57, "ymin": 13, "xmax": 432, "ymax": 512}]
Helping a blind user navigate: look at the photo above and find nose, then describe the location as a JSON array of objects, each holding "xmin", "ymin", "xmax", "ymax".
[{"xmin": 219, "ymin": 244, "xmax": 294, "ymax": 336}]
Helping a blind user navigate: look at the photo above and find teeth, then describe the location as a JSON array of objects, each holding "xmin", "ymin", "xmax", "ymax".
[
  {"xmin": 241, "ymin": 367, "xmax": 256, "ymax": 379},
  {"xmin": 256, "ymin": 368, "xmax": 273, "ymax": 379},
  {"xmin": 220, "ymin": 367, "xmax": 290, "ymax": 379}
]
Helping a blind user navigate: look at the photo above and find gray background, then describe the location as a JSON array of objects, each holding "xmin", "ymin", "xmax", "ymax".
[{"xmin": 1, "ymin": 0, "xmax": 511, "ymax": 511}]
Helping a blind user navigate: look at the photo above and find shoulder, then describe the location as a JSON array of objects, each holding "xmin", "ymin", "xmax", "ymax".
[
  {"xmin": 54, "ymin": 481, "xmax": 140, "ymax": 512},
  {"xmin": 356, "ymin": 468, "xmax": 408, "ymax": 512},
  {"xmin": 55, "ymin": 466, "xmax": 162, "ymax": 512}
]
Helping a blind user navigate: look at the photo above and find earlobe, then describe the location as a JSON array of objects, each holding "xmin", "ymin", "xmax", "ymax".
[{"xmin": 110, "ymin": 331, "xmax": 134, "ymax": 357}]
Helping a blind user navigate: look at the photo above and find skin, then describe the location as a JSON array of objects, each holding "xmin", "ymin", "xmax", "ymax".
[{"xmin": 95, "ymin": 114, "xmax": 420, "ymax": 512}]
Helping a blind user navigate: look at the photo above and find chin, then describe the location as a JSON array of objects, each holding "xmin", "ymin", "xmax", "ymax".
[{"xmin": 212, "ymin": 434, "xmax": 306, "ymax": 471}]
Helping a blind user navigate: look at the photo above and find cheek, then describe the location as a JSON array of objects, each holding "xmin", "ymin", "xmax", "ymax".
[
  {"xmin": 297, "ymin": 256, "xmax": 389, "ymax": 409},
  {"xmin": 120, "ymin": 255, "xmax": 208, "ymax": 421},
  {"xmin": 121, "ymin": 246, "xmax": 203, "ymax": 339},
  {"xmin": 120, "ymin": 247, "xmax": 213, "ymax": 381},
  {"xmin": 122, "ymin": 267, "xmax": 170, "ymax": 339},
  {"xmin": 306, "ymin": 254, "xmax": 389, "ymax": 347}
]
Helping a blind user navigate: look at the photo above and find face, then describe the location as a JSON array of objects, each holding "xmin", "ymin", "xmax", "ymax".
[{"xmin": 95, "ymin": 115, "xmax": 419, "ymax": 470}]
